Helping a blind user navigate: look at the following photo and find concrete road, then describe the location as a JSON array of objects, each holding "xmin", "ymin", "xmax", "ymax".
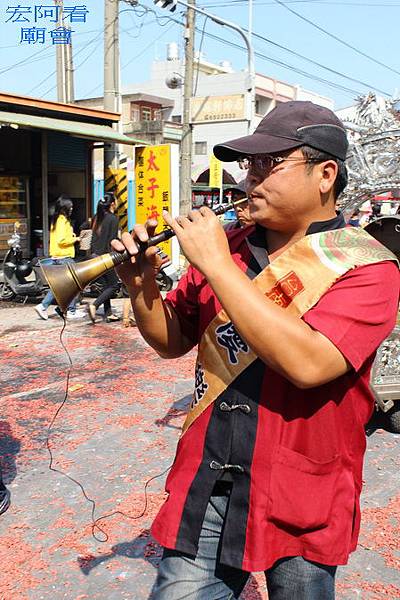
[{"xmin": 0, "ymin": 300, "xmax": 399, "ymax": 599}]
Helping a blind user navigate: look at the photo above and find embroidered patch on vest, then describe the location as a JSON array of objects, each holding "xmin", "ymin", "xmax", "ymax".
[
  {"xmin": 215, "ymin": 322, "xmax": 249, "ymax": 365},
  {"xmin": 192, "ymin": 362, "xmax": 208, "ymax": 409},
  {"xmin": 266, "ymin": 271, "xmax": 304, "ymax": 308}
]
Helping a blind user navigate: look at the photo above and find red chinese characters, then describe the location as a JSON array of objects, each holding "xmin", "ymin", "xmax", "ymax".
[{"xmin": 266, "ymin": 271, "xmax": 304, "ymax": 308}]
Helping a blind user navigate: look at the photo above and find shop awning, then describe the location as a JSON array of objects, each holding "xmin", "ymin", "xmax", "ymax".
[{"xmin": 0, "ymin": 110, "xmax": 146, "ymax": 145}]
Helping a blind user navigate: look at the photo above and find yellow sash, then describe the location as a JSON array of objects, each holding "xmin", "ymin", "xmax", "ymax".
[{"xmin": 182, "ymin": 227, "xmax": 397, "ymax": 436}]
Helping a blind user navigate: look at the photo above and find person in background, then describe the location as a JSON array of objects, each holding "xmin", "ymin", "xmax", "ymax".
[
  {"xmin": 122, "ymin": 297, "xmax": 137, "ymax": 328},
  {"xmin": 369, "ymin": 201, "xmax": 382, "ymax": 222},
  {"xmin": 34, "ymin": 195, "xmax": 85, "ymax": 320},
  {"xmin": 77, "ymin": 217, "xmax": 93, "ymax": 259},
  {"xmin": 224, "ymin": 180, "xmax": 253, "ymax": 231},
  {"xmin": 348, "ymin": 208, "xmax": 361, "ymax": 227},
  {"xmin": 88, "ymin": 193, "xmax": 120, "ymax": 324}
]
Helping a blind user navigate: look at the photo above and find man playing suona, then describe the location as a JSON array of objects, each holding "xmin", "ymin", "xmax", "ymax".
[{"xmin": 113, "ymin": 101, "xmax": 399, "ymax": 599}]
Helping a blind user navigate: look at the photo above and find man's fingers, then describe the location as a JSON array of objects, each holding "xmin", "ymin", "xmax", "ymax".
[
  {"xmin": 132, "ymin": 223, "xmax": 150, "ymax": 244},
  {"xmin": 120, "ymin": 231, "xmax": 140, "ymax": 255},
  {"xmin": 145, "ymin": 218, "xmax": 159, "ymax": 238},
  {"xmin": 111, "ymin": 238, "xmax": 126, "ymax": 252},
  {"xmin": 162, "ymin": 210, "xmax": 177, "ymax": 230}
]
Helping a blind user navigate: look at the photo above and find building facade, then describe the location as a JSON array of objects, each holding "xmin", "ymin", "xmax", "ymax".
[
  {"xmin": 0, "ymin": 92, "xmax": 135, "ymax": 258},
  {"xmin": 76, "ymin": 45, "xmax": 334, "ymax": 208}
]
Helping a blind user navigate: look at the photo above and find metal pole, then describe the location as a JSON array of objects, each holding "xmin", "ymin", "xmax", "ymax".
[
  {"xmin": 55, "ymin": 0, "xmax": 66, "ymax": 103},
  {"xmin": 176, "ymin": 0, "xmax": 255, "ymax": 133},
  {"xmin": 41, "ymin": 132, "xmax": 49, "ymax": 256},
  {"xmin": 180, "ymin": 0, "xmax": 195, "ymax": 215},
  {"xmin": 65, "ymin": 26, "xmax": 75, "ymax": 103},
  {"xmin": 104, "ymin": 0, "xmax": 120, "ymax": 171}
]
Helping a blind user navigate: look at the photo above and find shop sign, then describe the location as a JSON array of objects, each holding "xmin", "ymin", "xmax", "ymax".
[
  {"xmin": 134, "ymin": 145, "xmax": 173, "ymax": 256},
  {"xmin": 209, "ymin": 155, "xmax": 222, "ymax": 188},
  {"xmin": 190, "ymin": 95, "xmax": 245, "ymax": 123}
]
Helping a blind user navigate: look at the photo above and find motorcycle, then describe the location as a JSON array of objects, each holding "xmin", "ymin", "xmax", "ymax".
[{"xmin": 0, "ymin": 222, "xmax": 47, "ymax": 302}]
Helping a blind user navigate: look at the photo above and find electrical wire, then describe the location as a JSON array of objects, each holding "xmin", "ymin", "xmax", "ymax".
[
  {"xmin": 46, "ymin": 317, "xmax": 173, "ymax": 542},
  {"xmin": 202, "ymin": 0, "xmax": 400, "ymax": 5},
  {"xmin": 250, "ymin": 32, "xmax": 390, "ymax": 96},
  {"xmin": 143, "ymin": 6, "xmax": 370, "ymax": 97},
  {"xmin": 81, "ymin": 19, "xmax": 178, "ymax": 98},
  {"xmin": 156, "ymin": 10, "xmax": 365, "ymax": 97},
  {"xmin": 0, "ymin": 44, "xmax": 53, "ymax": 76},
  {"xmin": 271, "ymin": 0, "xmax": 400, "ymax": 76},
  {"xmin": 193, "ymin": 16, "xmax": 209, "ymax": 96},
  {"xmin": 147, "ymin": 4, "xmax": 389, "ymax": 98}
]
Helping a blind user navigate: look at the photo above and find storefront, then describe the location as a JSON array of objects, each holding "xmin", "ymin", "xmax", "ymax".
[{"xmin": 0, "ymin": 92, "xmax": 138, "ymax": 259}]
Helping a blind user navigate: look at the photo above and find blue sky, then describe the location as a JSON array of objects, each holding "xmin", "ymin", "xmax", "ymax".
[{"xmin": 0, "ymin": 0, "xmax": 399, "ymax": 110}]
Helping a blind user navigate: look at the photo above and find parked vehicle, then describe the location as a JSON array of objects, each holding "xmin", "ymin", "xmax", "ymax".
[
  {"xmin": 366, "ymin": 216, "xmax": 400, "ymax": 433},
  {"xmin": 155, "ymin": 250, "xmax": 180, "ymax": 292},
  {"xmin": 0, "ymin": 222, "xmax": 47, "ymax": 302}
]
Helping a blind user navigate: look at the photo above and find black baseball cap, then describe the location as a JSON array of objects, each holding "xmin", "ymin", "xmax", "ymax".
[{"xmin": 213, "ymin": 101, "xmax": 348, "ymax": 162}]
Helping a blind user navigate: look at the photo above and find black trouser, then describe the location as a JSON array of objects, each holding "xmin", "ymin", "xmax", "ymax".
[
  {"xmin": 93, "ymin": 269, "xmax": 119, "ymax": 316},
  {"xmin": 0, "ymin": 467, "xmax": 6, "ymax": 494}
]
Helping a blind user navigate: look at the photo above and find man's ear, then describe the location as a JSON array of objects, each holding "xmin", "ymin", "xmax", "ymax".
[{"xmin": 318, "ymin": 160, "xmax": 338, "ymax": 195}]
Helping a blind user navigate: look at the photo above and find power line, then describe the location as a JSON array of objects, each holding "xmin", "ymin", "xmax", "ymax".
[
  {"xmin": 201, "ymin": 27, "xmax": 363, "ymax": 96},
  {"xmin": 271, "ymin": 0, "xmax": 400, "ymax": 76},
  {"xmin": 0, "ymin": 44, "xmax": 53, "ymax": 76},
  {"xmin": 250, "ymin": 32, "xmax": 390, "ymax": 96},
  {"xmin": 150, "ymin": 9, "xmax": 364, "ymax": 97},
  {"xmin": 162, "ymin": 7, "xmax": 387, "ymax": 96},
  {"xmin": 202, "ymin": 0, "xmax": 400, "ymax": 5},
  {"xmin": 82, "ymin": 19, "xmax": 178, "ymax": 98}
]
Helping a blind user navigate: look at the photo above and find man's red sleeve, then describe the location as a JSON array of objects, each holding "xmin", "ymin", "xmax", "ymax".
[{"xmin": 303, "ymin": 261, "xmax": 400, "ymax": 370}]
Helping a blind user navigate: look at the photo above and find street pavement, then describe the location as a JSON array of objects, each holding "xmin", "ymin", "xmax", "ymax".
[{"xmin": 0, "ymin": 298, "xmax": 399, "ymax": 599}]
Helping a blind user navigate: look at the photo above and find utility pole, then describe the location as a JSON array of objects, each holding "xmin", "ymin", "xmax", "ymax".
[
  {"xmin": 65, "ymin": 26, "xmax": 75, "ymax": 103},
  {"xmin": 180, "ymin": 0, "xmax": 195, "ymax": 215},
  {"xmin": 104, "ymin": 0, "xmax": 120, "ymax": 171},
  {"xmin": 154, "ymin": 0, "xmax": 254, "ymax": 210},
  {"xmin": 55, "ymin": 0, "xmax": 66, "ymax": 103},
  {"xmin": 54, "ymin": 0, "xmax": 74, "ymax": 103}
]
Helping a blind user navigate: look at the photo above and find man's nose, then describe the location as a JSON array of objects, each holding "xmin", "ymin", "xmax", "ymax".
[{"xmin": 246, "ymin": 171, "xmax": 263, "ymax": 192}]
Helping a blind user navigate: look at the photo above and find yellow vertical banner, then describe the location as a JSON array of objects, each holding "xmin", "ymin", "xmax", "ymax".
[
  {"xmin": 135, "ymin": 145, "xmax": 172, "ymax": 256},
  {"xmin": 209, "ymin": 155, "xmax": 222, "ymax": 188},
  {"xmin": 105, "ymin": 167, "xmax": 129, "ymax": 232}
]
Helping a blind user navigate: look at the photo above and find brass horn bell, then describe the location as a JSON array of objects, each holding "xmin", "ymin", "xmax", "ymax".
[
  {"xmin": 41, "ymin": 253, "xmax": 118, "ymax": 314},
  {"xmin": 40, "ymin": 199, "xmax": 249, "ymax": 313}
]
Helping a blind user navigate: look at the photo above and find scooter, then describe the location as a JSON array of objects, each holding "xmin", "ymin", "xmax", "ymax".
[
  {"xmin": 154, "ymin": 249, "xmax": 180, "ymax": 292},
  {"xmin": 0, "ymin": 222, "xmax": 47, "ymax": 302}
]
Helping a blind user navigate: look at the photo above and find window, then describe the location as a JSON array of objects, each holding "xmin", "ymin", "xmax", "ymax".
[
  {"xmin": 131, "ymin": 105, "xmax": 140, "ymax": 122},
  {"xmin": 195, "ymin": 141, "xmax": 207, "ymax": 155},
  {"xmin": 171, "ymin": 115, "xmax": 181, "ymax": 123},
  {"xmin": 141, "ymin": 107, "xmax": 152, "ymax": 121}
]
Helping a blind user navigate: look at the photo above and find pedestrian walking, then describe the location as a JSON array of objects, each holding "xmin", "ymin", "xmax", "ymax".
[
  {"xmin": 88, "ymin": 193, "xmax": 120, "ymax": 324},
  {"xmin": 122, "ymin": 298, "xmax": 136, "ymax": 328},
  {"xmin": 224, "ymin": 180, "xmax": 253, "ymax": 232},
  {"xmin": 113, "ymin": 101, "xmax": 399, "ymax": 599},
  {"xmin": 34, "ymin": 195, "xmax": 85, "ymax": 320}
]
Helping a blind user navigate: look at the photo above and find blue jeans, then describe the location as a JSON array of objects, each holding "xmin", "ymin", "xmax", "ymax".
[
  {"xmin": 150, "ymin": 493, "xmax": 337, "ymax": 600},
  {"xmin": 41, "ymin": 257, "xmax": 77, "ymax": 312}
]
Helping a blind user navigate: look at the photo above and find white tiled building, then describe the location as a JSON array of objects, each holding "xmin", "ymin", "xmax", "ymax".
[{"xmin": 76, "ymin": 44, "xmax": 334, "ymax": 203}]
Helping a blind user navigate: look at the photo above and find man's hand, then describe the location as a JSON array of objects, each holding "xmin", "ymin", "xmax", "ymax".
[
  {"xmin": 162, "ymin": 206, "xmax": 231, "ymax": 276},
  {"xmin": 111, "ymin": 219, "xmax": 164, "ymax": 293}
]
